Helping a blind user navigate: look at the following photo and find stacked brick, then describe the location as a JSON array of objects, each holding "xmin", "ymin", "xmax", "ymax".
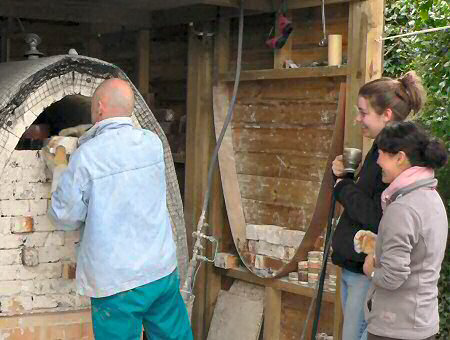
[
  {"xmin": 0, "ymin": 150, "xmax": 89, "ymax": 315},
  {"xmin": 296, "ymin": 251, "xmax": 337, "ymax": 292},
  {"xmin": 245, "ymin": 224, "xmax": 305, "ymax": 275}
]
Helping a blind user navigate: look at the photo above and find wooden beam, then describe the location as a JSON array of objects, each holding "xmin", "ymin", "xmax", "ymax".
[
  {"xmin": 344, "ymin": 0, "xmax": 384, "ymax": 149},
  {"xmin": 0, "ymin": 18, "xmax": 13, "ymax": 63},
  {"xmin": 185, "ymin": 23, "xmax": 215, "ymax": 340},
  {"xmin": 216, "ymin": 0, "xmax": 362, "ymax": 11},
  {"xmin": 136, "ymin": 30, "xmax": 150, "ymax": 95},
  {"xmin": 0, "ymin": 1, "xmax": 151, "ymax": 28},
  {"xmin": 222, "ymin": 267, "xmax": 335, "ymax": 303},
  {"xmin": 264, "ymin": 287, "xmax": 282, "ymax": 340},
  {"xmin": 220, "ymin": 66, "xmax": 348, "ymax": 81},
  {"xmin": 202, "ymin": 16, "xmax": 231, "ymax": 338}
]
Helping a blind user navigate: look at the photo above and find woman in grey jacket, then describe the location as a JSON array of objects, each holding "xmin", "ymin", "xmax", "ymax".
[{"xmin": 363, "ymin": 121, "xmax": 448, "ymax": 340}]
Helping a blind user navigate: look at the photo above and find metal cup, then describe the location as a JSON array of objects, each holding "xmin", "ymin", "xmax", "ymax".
[{"xmin": 343, "ymin": 148, "xmax": 362, "ymax": 173}]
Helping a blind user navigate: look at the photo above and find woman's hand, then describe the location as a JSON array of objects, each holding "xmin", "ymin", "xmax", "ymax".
[
  {"xmin": 332, "ymin": 155, "xmax": 345, "ymax": 177},
  {"xmin": 363, "ymin": 253, "xmax": 375, "ymax": 278}
]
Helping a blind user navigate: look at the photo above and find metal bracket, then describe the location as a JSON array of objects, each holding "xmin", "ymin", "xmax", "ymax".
[{"xmin": 192, "ymin": 231, "xmax": 219, "ymax": 263}]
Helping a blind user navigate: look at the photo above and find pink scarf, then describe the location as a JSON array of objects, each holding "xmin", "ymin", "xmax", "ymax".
[{"xmin": 381, "ymin": 166, "xmax": 435, "ymax": 211}]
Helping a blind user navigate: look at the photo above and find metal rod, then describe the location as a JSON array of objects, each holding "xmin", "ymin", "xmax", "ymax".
[{"xmin": 378, "ymin": 25, "xmax": 450, "ymax": 41}]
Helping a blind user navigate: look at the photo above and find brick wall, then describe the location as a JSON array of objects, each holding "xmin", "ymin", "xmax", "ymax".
[
  {"xmin": 0, "ymin": 150, "xmax": 90, "ymax": 316},
  {"xmin": 0, "ymin": 310, "xmax": 93, "ymax": 340}
]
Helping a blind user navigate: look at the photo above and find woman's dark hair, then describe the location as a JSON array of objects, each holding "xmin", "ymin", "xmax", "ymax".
[
  {"xmin": 359, "ymin": 71, "xmax": 426, "ymax": 121},
  {"xmin": 376, "ymin": 121, "xmax": 448, "ymax": 169}
]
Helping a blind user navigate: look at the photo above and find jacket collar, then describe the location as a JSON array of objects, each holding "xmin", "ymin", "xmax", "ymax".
[{"xmin": 78, "ymin": 117, "xmax": 133, "ymax": 146}]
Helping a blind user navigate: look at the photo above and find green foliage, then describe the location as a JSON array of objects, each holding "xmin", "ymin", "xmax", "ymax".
[{"xmin": 384, "ymin": 1, "xmax": 450, "ymax": 338}]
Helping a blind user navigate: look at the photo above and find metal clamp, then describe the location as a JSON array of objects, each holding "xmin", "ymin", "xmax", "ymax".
[{"xmin": 192, "ymin": 231, "xmax": 219, "ymax": 263}]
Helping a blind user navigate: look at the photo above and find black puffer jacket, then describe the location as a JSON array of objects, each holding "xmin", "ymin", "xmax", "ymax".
[{"xmin": 331, "ymin": 143, "xmax": 388, "ymax": 274}]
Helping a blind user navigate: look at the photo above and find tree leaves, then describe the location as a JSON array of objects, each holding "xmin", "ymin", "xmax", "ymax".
[{"xmin": 384, "ymin": 1, "xmax": 450, "ymax": 338}]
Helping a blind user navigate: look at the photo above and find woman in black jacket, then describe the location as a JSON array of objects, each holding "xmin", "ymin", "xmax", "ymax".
[{"xmin": 331, "ymin": 71, "xmax": 426, "ymax": 340}]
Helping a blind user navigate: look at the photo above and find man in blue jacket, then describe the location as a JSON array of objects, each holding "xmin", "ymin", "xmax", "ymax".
[{"xmin": 46, "ymin": 78, "xmax": 192, "ymax": 340}]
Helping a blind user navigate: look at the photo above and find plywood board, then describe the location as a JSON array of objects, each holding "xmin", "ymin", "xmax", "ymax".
[{"xmin": 207, "ymin": 290, "xmax": 264, "ymax": 340}]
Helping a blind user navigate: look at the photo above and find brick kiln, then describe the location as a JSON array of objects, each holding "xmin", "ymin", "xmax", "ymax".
[{"xmin": 0, "ymin": 55, "xmax": 188, "ymax": 321}]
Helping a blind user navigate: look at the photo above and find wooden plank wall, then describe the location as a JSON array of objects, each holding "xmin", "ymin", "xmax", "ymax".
[
  {"xmin": 229, "ymin": 3, "xmax": 349, "ymax": 70},
  {"xmin": 231, "ymin": 77, "xmax": 344, "ymax": 232}
]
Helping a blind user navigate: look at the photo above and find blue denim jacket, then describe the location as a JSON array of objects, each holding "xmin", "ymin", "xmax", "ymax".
[{"xmin": 49, "ymin": 117, "xmax": 177, "ymax": 297}]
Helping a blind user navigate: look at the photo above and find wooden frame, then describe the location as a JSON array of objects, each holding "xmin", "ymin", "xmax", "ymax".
[{"xmin": 186, "ymin": 1, "xmax": 384, "ymax": 339}]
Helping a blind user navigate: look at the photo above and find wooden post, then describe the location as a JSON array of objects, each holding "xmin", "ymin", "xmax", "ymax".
[
  {"xmin": 0, "ymin": 18, "xmax": 12, "ymax": 63},
  {"xmin": 264, "ymin": 287, "xmax": 282, "ymax": 340},
  {"xmin": 345, "ymin": 0, "xmax": 385, "ymax": 150},
  {"xmin": 185, "ymin": 22, "xmax": 215, "ymax": 340},
  {"xmin": 203, "ymin": 16, "xmax": 232, "ymax": 338},
  {"xmin": 136, "ymin": 30, "xmax": 151, "ymax": 104}
]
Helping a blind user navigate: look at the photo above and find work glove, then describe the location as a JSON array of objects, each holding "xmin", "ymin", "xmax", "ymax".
[
  {"xmin": 42, "ymin": 145, "xmax": 68, "ymax": 193},
  {"xmin": 354, "ymin": 230, "xmax": 377, "ymax": 255}
]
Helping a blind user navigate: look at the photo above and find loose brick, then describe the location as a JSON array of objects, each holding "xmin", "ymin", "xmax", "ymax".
[
  {"xmin": 24, "ymin": 232, "xmax": 49, "ymax": 247},
  {"xmin": 0, "ymin": 217, "xmax": 12, "ymax": 234},
  {"xmin": 44, "ymin": 231, "xmax": 65, "ymax": 246},
  {"xmin": 214, "ymin": 253, "xmax": 239, "ymax": 269},
  {"xmin": 21, "ymin": 247, "xmax": 39, "ymax": 267},
  {"xmin": 2, "ymin": 163, "xmax": 23, "ymax": 183},
  {"xmin": 0, "ymin": 296, "xmax": 32, "ymax": 314},
  {"xmin": 10, "ymin": 150, "xmax": 40, "ymax": 168},
  {"xmin": 24, "ymin": 278, "xmax": 75, "ymax": 295},
  {"xmin": 32, "ymin": 295, "xmax": 58, "ymax": 309},
  {"xmin": 285, "ymin": 247, "xmax": 296, "ymax": 260},
  {"xmin": 22, "ymin": 167, "xmax": 48, "ymax": 183},
  {"xmin": 0, "ymin": 183, "xmax": 13, "ymax": 200},
  {"xmin": 0, "ymin": 281, "xmax": 22, "ymax": 296},
  {"xmin": 248, "ymin": 240, "xmax": 258, "ymax": 253},
  {"xmin": 28, "ymin": 199, "xmax": 48, "ymax": 216},
  {"xmin": 280, "ymin": 229, "xmax": 306, "ymax": 247},
  {"xmin": 34, "ymin": 182, "xmax": 52, "ymax": 199},
  {"xmin": 10, "ymin": 216, "xmax": 34, "ymax": 234},
  {"xmin": 33, "ymin": 215, "xmax": 56, "ymax": 232},
  {"xmin": 19, "ymin": 263, "xmax": 62, "ymax": 280},
  {"xmin": 0, "ymin": 234, "xmax": 24, "ymax": 249},
  {"xmin": 254, "ymin": 255, "xmax": 288, "ymax": 272},
  {"xmin": 12, "ymin": 182, "xmax": 36, "ymax": 200},
  {"xmin": 0, "ymin": 249, "xmax": 21, "ymax": 266},
  {"xmin": 52, "ymin": 294, "xmax": 78, "ymax": 308},
  {"xmin": 246, "ymin": 224, "xmax": 259, "ymax": 240},
  {"xmin": 1, "ymin": 200, "xmax": 29, "ymax": 216},
  {"xmin": 259, "ymin": 225, "xmax": 285, "ymax": 245},
  {"xmin": 256, "ymin": 240, "xmax": 286, "ymax": 260},
  {"xmin": 62, "ymin": 263, "xmax": 77, "ymax": 280},
  {"xmin": 0, "ymin": 265, "xmax": 20, "ymax": 281}
]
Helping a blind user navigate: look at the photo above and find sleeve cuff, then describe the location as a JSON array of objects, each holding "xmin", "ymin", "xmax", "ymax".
[{"xmin": 333, "ymin": 178, "xmax": 354, "ymax": 199}]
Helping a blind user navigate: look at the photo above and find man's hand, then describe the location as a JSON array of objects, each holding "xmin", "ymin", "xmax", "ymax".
[
  {"xmin": 363, "ymin": 253, "xmax": 375, "ymax": 278},
  {"xmin": 332, "ymin": 155, "xmax": 345, "ymax": 177}
]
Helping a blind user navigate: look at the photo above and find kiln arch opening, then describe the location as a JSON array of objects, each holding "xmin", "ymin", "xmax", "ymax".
[{"xmin": 16, "ymin": 95, "xmax": 92, "ymax": 150}]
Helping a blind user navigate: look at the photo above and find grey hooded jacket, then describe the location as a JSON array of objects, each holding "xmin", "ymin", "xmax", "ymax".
[{"xmin": 365, "ymin": 178, "xmax": 448, "ymax": 339}]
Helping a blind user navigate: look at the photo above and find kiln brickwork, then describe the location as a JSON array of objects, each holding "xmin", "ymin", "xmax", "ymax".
[{"xmin": 0, "ymin": 150, "xmax": 89, "ymax": 316}]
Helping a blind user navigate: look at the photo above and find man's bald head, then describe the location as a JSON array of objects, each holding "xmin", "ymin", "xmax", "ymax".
[{"xmin": 91, "ymin": 78, "xmax": 135, "ymax": 124}]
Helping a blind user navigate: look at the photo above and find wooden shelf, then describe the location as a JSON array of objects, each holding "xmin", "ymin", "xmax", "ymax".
[
  {"xmin": 220, "ymin": 66, "xmax": 348, "ymax": 82},
  {"xmin": 220, "ymin": 267, "xmax": 335, "ymax": 303}
]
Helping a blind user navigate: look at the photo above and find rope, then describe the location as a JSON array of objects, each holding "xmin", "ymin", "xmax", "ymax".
[{"xmin": 378, "ymin": 25, "xmax": 450, "ymax": 42}]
